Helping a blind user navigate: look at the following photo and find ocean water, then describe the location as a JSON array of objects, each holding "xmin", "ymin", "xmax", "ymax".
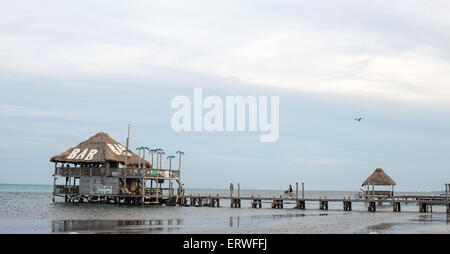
[{"xmin": 0, "ymin": 184, "xmax": 449, "ymax": 234}]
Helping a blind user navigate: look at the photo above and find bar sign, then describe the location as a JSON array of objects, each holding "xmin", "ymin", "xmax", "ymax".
[{"xmin": 97, "ymin": 185, "xmax": 112, "ymax": 194}]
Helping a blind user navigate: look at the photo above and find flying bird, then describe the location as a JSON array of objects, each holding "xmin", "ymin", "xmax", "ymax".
[{"xmin": 354, "ymin": 117, "xmax": 364, "ymax": 121}]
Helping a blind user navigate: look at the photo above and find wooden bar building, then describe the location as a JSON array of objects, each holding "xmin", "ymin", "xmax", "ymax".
[{"xmin": 50, "ymin": 132, "xmax": 183, "ymax": 205}]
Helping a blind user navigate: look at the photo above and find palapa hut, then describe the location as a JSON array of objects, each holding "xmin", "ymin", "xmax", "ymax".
[
  {"xmin": 50, "ymin": 132, "xmax": 151, "ymax": 169},
  {"xmin": 362, "ymin": 168, "xmax": 396, "ymax": 197}
]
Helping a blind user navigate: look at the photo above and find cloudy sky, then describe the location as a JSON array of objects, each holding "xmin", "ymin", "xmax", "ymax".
[{"xmin": 1, "ymin": 0, "xmax": 449, "ymax": 191}]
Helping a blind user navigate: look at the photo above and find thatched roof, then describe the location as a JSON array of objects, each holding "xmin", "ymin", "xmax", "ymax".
[
  {"xmin": 50, "ymin": 132, "xmax": 151, "ymax": 167},
  {"xmin": 362, "ymin": 168, "xmax": 396, "ymax": 186}
]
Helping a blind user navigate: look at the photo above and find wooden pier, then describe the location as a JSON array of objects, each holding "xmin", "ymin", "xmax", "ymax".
[
  {"xmin": 54, "ymin": 177, "xmax": 450, "ymax": 214},
  {"xmin": 173, "ymin": 183, "xmax": 450, "ymax": 214},
  {"xmin": 51, "ymin": 132, "xmax": 450, "ymax": 214},
  {"xmin": 174, "ymin": 191, "xmax": 450, "ymax": 214}
]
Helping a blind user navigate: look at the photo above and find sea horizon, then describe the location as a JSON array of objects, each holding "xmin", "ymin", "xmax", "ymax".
[{"xmin": 0, "ymin": 183, "xmax": 444, "ymax": 194}]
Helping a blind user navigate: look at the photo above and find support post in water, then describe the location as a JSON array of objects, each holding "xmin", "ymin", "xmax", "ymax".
[
  {"xmin": 238, "ymin": 183, "xmax": 240, "ymax": 198},
  {"xmin": 343, "ymin": 199, "xmax": 352, "ymax": 211},
  {"xmin": 319, "ymin": 200, "xmax": 328, "ymax": 210},
  {"xmin": 419, "ymin": 202, "xmax": 427, "ymax": 213},
  {"xmin": 446, "ymin": 184, "xmax": 449, "ymax": 213},
  {"xmin": 393, "ymin": 201, "xmax": 401, "ymax": 212},
  {"xmin": 302, "ymin": 182, "xmax": 304, "ymax": 199},
  {"xmin": 368, "ymin": 201, "xmax": 376, "ymax": 212}
]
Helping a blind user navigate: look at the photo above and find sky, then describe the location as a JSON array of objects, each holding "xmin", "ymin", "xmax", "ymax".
[{"xmin": 0, "ymin": 0, "xmax": 449, "ymax": 191}]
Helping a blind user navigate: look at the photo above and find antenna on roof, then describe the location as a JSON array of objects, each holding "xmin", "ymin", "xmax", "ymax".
[
  {"xmin": 126, "ymin": 123, "xmax": 131, "ymax": 151},
  {"xmin": 124, "ymin": 123, "xmax": 131, "ymax": 168}
]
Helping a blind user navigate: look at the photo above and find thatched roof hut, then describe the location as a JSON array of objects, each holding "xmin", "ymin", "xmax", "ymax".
[
  {"xmin": 362, "ymin": 168, "xmax": 396, "ymax": 186},
  {"xmin": 50, "ymin": 132, "xmax": 151, "ymax": 167},
  {"xmin": 362, "ymin": 168, "xmax": 396, "ymax": 197}
]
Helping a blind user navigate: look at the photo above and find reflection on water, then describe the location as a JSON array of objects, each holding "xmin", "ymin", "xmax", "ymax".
[
  {"xmin": 229, "ymin": 216, "xmax": 240, "ymax": 227},
  {"xmin": 363, "ymin": 214, "xmax": 450, "ymax": 233},
  {"xmin": 51, "ymin": 213, "xmax": 333, "ymax": 233},
  {"xmin": 417, "ymin": 214, "xmax": 450, "ymax": 224},
  {"xmin": 52, "ymin": 219, "xmax": 183, "ymax": 233},
  {"xmin": 368, "ymin": 223, "xmax": 393, "ymax": 231}
]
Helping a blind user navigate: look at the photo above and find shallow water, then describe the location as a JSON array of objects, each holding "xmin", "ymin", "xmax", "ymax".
[{"xmin": 0, "ymin": 184, "xmax": 449, "ymax": 234}]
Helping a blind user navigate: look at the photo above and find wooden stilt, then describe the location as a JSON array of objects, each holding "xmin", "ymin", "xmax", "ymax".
[
  {"xmin": 393, "ymin": 202, "xmax": 401, "ymax": 212},
  {"xmin": 368, "ymin": 201, "xmax": 376, "ymax": 212}
]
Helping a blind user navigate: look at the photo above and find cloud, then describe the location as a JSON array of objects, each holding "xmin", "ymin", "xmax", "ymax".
[{"xmin": 1, "ymin": 0, "xmax": 450, "ymax": 105}]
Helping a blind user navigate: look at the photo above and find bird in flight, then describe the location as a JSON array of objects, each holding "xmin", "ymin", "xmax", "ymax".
[{"xmin": 354, "ymin": 117, "xmax": 364, "ymax": 121}]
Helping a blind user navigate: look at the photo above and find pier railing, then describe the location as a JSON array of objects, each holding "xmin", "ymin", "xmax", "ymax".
[{"xmin": 55, "ymin": 167, "xmax": 180, "ymax": 179}]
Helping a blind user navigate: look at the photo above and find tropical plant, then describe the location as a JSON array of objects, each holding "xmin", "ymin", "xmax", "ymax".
[
  {"xmin": 149, "ymin": 149, "xmax": 156, "ymax": 168},
  {"xmin": 155, "ymin": 148, "xmax": 163, "ymax": 169},
  {"xmin": 142, "ymin": 146, "xmax": 149, "ymax": 168},
  {"xmin": 167, "ymin": 155, "xmax": 176, "ymax": 170},
  {"xmin": 136, "ymin": 146, "xmax": 144, "ymax": 168},
  {"xmin": 176, "ymin": 151, "xmax": 184, "ymax": 170},
  {"xmin": 159, "ymin": 151, "xmax": 165, "ymax": 169}
]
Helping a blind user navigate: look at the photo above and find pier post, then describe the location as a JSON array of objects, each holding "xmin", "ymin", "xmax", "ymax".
[
  {"xmin": 64, "ymin": 176, "xmax": 69, "ymax": 203},
  {"xmin": 446, "ymin": 184, "xmax": 449, "ymax": 213},
  {"xmin": 231, "ymin": 198, "xmax": 240, "ymax": 208},
  {"xmin": 251, "ymin": 196, "xmax": 258, "ymax": 208},
  {"xmin": 272, "ymin": 196, "xmax": 283, "ymax": 209},
  {"xmin": 141, "ymin": 178, "xmax": 145, "ymax": 205},
  {"xmin": 319, "ymin": 200, "xmax": 328, "ymax": 210},
  {"xmin": 52, "ymin": 177, "xmax": 56, "ymax": 202},
  {"xmin": 296, "ymin": 200, "xmax": 305, "ymax": 209},
  {"xmin": 302, "ymin": 182, "xmax": 304, "ymax": 199},
  {"xmin": 393, "ymin": 202, "xmax": 401, "ymax": 212},
  {"xmin": 368, "ymin": 201, "xmax": 376, "ymax": 212},
  {"xmin": 217, "ymin": 194, "xmax": 220, "ymax": 207},
  {"xmin": 238, "ymin": 183, "xmax": 240, "ymax": 198},
  {"xmin": 343, "ymin": 200, "xmax": 352, "ymax": 211},
  {"xmin": 53, "ymin": 163, "xmax": 57, "ymax": 202},
  {"xmin": 419, "ymin": 202, "xmax": 428, "ymax": 213},
  {"xmin": 296, "ymin": 182, "xmax": 298, "ymax": 200}
]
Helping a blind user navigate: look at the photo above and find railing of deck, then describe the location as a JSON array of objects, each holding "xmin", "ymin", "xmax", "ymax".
[{"xmin": 55, "ymin": 167, "xmax": 180, "ymax": 179}]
